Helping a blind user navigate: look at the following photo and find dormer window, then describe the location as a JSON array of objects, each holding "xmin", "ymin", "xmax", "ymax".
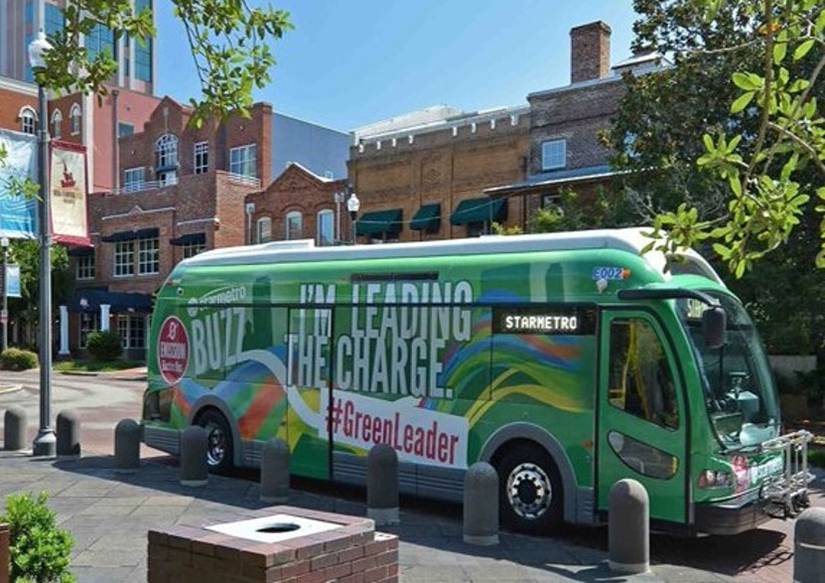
[{"xmin": 155, "ymin": 134, "xmax": 179, "ymax": 185}]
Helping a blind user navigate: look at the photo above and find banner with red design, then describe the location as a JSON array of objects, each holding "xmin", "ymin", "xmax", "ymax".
[{"xmin": 50, "ymin": 140, "xmax": 90, "ymax": 246}]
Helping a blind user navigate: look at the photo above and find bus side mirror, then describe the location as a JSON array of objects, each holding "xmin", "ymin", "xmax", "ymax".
[{"xmin": 702, "ymin": 306, "xmax": 726, "ymax": 349}]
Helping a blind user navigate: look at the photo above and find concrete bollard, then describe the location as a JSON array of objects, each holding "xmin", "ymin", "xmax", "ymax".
[
  {"xmin": 260, "ymin": 438, "xmax": 290, "ymax": 503},
  {"xmin": 3, "ymin": 407, "xmax": 27, "ymax": 451},
  {"xmin": 114, "ymin": 418, "xmax": 141, "ymax": 471},
  {"xmin": 608, "ymin": 479, "xmax": 650, "ymax": 575},
  {"xmin": 367, "ymin": 444, "xmax": 399, "ymax": 526},
  {"xmin": 794, "ymin": 507, "xmax": 825, "ymax": 583},
  {"xmin": 56, "ymin": 410, "xmax": 81, "ymax": 457},
  {"xmin": 180, "ymin": 425, "xmax": 209, "ymax": 487},
  {"xmin": 463, "ymin": 462, "xmax": 499, "ymax": 546}
]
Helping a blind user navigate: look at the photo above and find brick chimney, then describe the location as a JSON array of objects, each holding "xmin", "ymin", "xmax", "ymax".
[{"xmin": 570, "ymin": 21, "xmax": 612, "ymax": 84}]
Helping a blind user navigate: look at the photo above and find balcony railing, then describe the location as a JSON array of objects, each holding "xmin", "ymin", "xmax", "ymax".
[{"xmin": 107, "ymin": 172, "xmax": 261, "ymax": 196}]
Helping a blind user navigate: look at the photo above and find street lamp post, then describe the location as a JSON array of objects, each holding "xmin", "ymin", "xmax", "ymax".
[
  {"xmin": 1, "ymin": 237, "xmax": 8, "ymax": 352},
  {"xmin": 29, "ymin": 31, "xmax": 56, "ymax": 457},
  {"xmin": 333, "ymin": 190, "xmax": 345, "ymax": 244},
  {"xmin": 346, "ymin": 190, "xmax": 360, "ymax": 245}
]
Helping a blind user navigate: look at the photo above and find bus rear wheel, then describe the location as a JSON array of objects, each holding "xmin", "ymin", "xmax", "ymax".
[
  {"xmin": 195, "ymin": 410, "xmax": 234, "ymax": 474},
  {"xmin": 496, "ymin": 442, "xmax": 564, "ymax": 534}
]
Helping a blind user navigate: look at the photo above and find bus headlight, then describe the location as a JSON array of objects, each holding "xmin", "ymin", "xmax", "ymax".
[{"xmin": 698, "ymin": 469, "xmax": 733, "ymax": 489}]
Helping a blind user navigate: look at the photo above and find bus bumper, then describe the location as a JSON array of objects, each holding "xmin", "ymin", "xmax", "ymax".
[{"xmin": 694, "ymin": 495, "xmax": 772, "ymax": 535}]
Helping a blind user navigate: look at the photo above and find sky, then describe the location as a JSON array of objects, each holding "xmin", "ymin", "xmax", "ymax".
[{"xmin": 156, "ymin": 1, "xmax": 639, "ymax": 132}]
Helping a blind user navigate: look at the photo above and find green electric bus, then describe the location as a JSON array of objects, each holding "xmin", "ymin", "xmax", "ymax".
[{"xmin": 141, "ymin": 228, "xmax": 812, "ymax": 535}]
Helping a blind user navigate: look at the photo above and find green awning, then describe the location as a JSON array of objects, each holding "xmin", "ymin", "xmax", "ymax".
[
  {"xmin": 355, "ymin": 208, "xmax": 403, "ymax": 238},
  {"xmin": 410, "ymin": 203, "xmax": 441, "ymax": 232},
  {"xmin": 450, "ymin": 197, "xmax": 507, "ymax": 226}
]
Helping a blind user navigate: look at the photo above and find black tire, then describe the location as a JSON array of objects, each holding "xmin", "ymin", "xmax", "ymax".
[
  {"xmin": 195, "ymin": 409, "xmax": 234, "ymax": 474},
  {"xmin": 495, "ymin": 442, "xmax": 564, "ymax": 535}
]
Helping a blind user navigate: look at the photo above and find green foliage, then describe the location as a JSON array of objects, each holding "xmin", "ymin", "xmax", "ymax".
[
  {"xmin": 1, "ymin": 492, "xmax": 74, "ymax": 583},
  {"xmin": 523, "ymin": 188, "xmax": 636, "ymax": 235},
  {"xmin": 639, "ymin": 0, "xmax": 825, "ymax": 277},
  {"xmin": 37, "ymin": 1, "xmax": 292, "ymax": 128},
  {"xmin": 808, "ymin": 449, "xmax": 825, "ymax": 468},
  {"xmin": 85, "ymin": 330, "xmax": 123, "ymax": 361},
  {"xmin": 0, "ymin": 348, "xmax": 38, "ymax": 371},
  {"xmin": 610, "ymin": 0, "xmax": 825, "ymax": 356},
  {"xmin": 0, "ymin": 1, "xmax": 292, "ymax": 196},
  {"xmin": 4, "ymin": 240, "xmax": 70, "ymax": 340}
]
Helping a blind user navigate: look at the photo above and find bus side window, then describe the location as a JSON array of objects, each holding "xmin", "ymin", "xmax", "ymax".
[{"xmin": 608, "ymin": 319, "xmax": 679, "ymax": 430}]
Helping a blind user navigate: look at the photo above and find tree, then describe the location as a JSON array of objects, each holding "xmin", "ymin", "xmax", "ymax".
[
  {"xmin": 607, "ymin": 0, "xmax": 825, "ymax": 356},
  {"xmin": 5, "ymin": 240, "xmax": 69, "ymax": 348},
  {"xmin": 633, "ymin": 0, "xmax": 825, "ymax": 276},
  {"xmin": 0, "ymin": 1, "xmax": 293, "ymax": 190}
]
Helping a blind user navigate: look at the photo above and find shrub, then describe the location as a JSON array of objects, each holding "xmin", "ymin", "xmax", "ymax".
[
  {"xmin": 0, "ymin": 348, "xmax": 38, "ymax": 371},
  {"xmin": 85, "ymin": 330, "xmax": 123, "ymax": 361},
  {"xmin": 1, "ymin": 492, "xmax": 75, "ymax": 583},
  {"xmin": 809, "ymin": 449, "xmax": 825, "ymax": 469}
]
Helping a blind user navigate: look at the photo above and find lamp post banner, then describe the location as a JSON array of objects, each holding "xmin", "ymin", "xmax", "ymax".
[
  {"xmin": 49, "ymin": 141, "xmax": 90, "ymax": 246},
  {"xmin": 5, "ymin": 265, "xmax": 21, "ymax": 298},
  {"xmin": 0, "ymin": 129, "xmax": 38, "ymax": 240}
]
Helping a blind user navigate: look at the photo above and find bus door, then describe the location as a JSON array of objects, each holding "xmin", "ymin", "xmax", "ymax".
[
  {"xmin": 286, "ymin": 305, "xmax": 333, "ymax": 480},
  {"xmin": 596, "ymin": 309, "xmax": 688, "ymax": 524}
]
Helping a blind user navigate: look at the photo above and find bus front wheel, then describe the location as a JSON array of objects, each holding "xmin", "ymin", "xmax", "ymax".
[
  {"xmin": 496, "ymin": 442, "xmax": 564, "ymax": 534},
  {"xmin": 195, "ymin": 410, "xmax": 234, "ymax": 474}
]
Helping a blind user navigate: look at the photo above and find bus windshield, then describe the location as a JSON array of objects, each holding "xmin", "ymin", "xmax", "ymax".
[{"xmin": 676, "ymin": 293, "xmax": 780, "ymax": 449}]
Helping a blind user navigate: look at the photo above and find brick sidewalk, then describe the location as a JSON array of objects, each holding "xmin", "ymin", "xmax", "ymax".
[{"xmin": 0, "ymin": 452, "xmax": 736, "ymax": 583}]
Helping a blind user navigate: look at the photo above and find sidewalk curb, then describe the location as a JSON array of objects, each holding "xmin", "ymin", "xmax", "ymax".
[
  {"xmin": 58, "ymin": 370, "xmax": 100, "ymax": 377},
  {"xmin": 0, "ymin": 384, "xmax": 22, "ymax": 395}
]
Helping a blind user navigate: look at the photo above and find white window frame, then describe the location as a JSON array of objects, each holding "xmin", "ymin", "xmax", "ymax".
[
  {"xmin": 20, "ymin": 107, "xmax": 36, "ymax": 135},
  {"xmin": 138, "ymin": 237, "xmax": 160, "ymax": 275},
  {"xmin": 51, "ymin": 109, "xmax": 62, "ymax": 139},
  {"xmin": 541, "ymin": 139, "xmax": 567, "ymax": 171},
  {"xmin": 70, "ymin": 104, "xmax": 81, "ymax": 135},
  {"xmin": 76, "ymin": 252, "xmax": 95, "ymax": 280},
  {"xmin": 256, "ymin": 216, "xmax": 272, "ymax": 243},
  {"xmin": 182, "ymin": 241, "xmax": 205, "ymax": 259},
  {"xmin": 79, "ymin": 312, "xmax": 100, "ymax": 348},
  {"xmin": 123, "ymin": 167, "xmax": 145, "ymax": 192},
  {"xmin": 285, "ymin": 211, "xmax": 302, "ymax": 240},
  {"xmin": 316, "ymin": 209, "xmax": 334, "ymax": 246},
  {"xmin": 155, "ymin": 133, "xmax": 179, "ymax": 170},
  {"xmin": 229, "ymin": 143, "xmax": 257, "ymax": 178},
  {"xmin": 114, "ymin": 241, "xmax": 135, "ymax": 277},
  {"xmin": 117, "ymin": 314, "xmax": 146, "ymax": 350},
  {"xmin": 193, "ymin": 141, "xmax": 209, "ymax": 174}
]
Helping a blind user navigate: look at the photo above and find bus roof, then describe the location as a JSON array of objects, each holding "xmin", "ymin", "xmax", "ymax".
[{"xmin": 181, "ymin": 228, "xmax": 723, "ymax": 285}]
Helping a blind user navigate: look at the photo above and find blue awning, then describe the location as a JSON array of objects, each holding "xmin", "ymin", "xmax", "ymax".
[{"xmin": 68, "ymin": 288, "xmax": 153, "ymax": 314}]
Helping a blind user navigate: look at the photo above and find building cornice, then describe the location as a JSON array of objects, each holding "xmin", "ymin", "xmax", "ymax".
[{"xmin": 0, "ymin": 76, "xmax": 38, "ymax": 97}]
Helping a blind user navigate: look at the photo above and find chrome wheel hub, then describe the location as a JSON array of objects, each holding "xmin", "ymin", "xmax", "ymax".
[
  {"xmin": 507, "ymin": 462, "xmax": 552, "ymax": 520},
  {"xmin": 204, "ymin": 424, "xmax": 227, "ymax": 466}
]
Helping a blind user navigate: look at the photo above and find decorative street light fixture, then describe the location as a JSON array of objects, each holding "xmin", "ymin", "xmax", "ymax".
[
  {"xmin": 346, "ymin": 189, "xmax": 360, "ymax": 245},
  {"xmin": 1, "ymin": 236, "xmax": 8, "ymax": 352},
  {"xmin": 29, "ymin": 30, "xmax": 56, "ymax": 457}
]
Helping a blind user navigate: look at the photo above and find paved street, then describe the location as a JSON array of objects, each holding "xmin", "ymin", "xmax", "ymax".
[{"xmin": 0, "ymin": 370, "xmax": 823, "ymax": 582}]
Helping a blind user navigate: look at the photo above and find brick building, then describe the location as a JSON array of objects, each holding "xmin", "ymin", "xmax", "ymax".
[
  {"xmin": 245, "ymin": 162, "xmax": 348, "ymax": 246},
  {"xmin": 349, "ymin": 21, "xmax": 661, "ymax": 239},
  {"xmin": 0, "ymin": 75, "xmax": 36, "ymax": 132},
  {"xmin": 62, "ymin": 98, "xmax": 349, "ymax": 360},
  {"xmin": 487, "ymin": 22, "xmax": 660, "ymax": 217},
  {"xmin": 348, "ymin": 105, "xmax": 530, "ymax": 242}
]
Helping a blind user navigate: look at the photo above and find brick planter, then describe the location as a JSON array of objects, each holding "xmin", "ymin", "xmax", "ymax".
[
  {"xmin": 147, "ymin": 506, "xmax": 398, "ymax": 583},
  {"xmin": 1, "ymin": 523, "xmax": 9, "ymax": 583}
]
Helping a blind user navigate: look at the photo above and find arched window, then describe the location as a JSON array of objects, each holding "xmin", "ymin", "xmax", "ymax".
[
  {"xmin": 316, "ymin": 209, "xmax": 334, "ymax": 246},
  {"xmin": 285, "ymin": 211, "xmax": 303, "ymax": 240},
  {"xmin": 19, "ymin": 107, "xmax": 37, "ymax": 135},
  {"xmin": 256, "ymin": 217, "xmax": 272, "ymax": 243},
  {"xmin": 70, "ymin": 104, "xmax": 81, "ymax": 135},
  {"xmin": 51, "ymin": 109, "xmax": 62, "ymax": 139}
]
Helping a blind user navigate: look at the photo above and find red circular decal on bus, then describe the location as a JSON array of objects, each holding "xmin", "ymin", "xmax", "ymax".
[{"xmin": 157, "ymin": 316, "xmax": 189, "ymax": 386}]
